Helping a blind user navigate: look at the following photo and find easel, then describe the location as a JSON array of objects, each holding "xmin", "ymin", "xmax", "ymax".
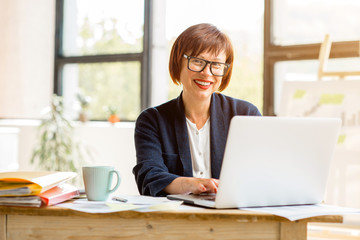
[{"xmin": 318, "ymin": 34, "xmax": 360, "ymax": 80}]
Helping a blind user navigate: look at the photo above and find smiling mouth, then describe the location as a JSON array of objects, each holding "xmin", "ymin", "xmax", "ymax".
[{"xmin": 194, "ymin": 80, "xmax": 211, "ymax": 86}]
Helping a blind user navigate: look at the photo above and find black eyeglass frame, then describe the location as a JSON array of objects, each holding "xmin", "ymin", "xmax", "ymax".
[{"xmin": 183, "ymin": 54, "xmax": 230, "ymax": 77}]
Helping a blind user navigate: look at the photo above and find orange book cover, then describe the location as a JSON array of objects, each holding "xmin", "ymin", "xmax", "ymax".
[{"xmin": 39, "ymin": 183, "xmax": 80, "ymax": 206}]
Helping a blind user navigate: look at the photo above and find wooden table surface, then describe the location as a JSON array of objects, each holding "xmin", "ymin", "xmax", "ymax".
[
  {"xmin": 0, "ymin": 205, "xmax": 343, "ymax": 240},
  {"xmin": 0, "ymin": 205, "xmax": 343, "ymax": 221}
]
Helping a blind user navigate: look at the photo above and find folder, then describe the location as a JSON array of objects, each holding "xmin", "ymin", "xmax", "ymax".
[
  {"xmin": 39, "ymin": 183, "xmax": 80, "ymax": 206},
  {"xmin": 0, "ymin": 171, "xmax": 77, "ymax": 197}
]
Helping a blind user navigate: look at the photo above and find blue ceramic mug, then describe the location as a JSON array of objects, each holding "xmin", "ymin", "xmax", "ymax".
[{"xmin": 82, "ymin": 166, "xmax": 121, "ymax": 201}]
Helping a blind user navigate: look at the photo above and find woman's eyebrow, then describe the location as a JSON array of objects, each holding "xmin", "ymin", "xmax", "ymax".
[{"xmin": 197, "ymin": 55, "xmax": 224, "ymax": 61}]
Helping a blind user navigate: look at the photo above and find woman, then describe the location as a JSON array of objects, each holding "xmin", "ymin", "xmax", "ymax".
[{"xmin": 133, "ymin": 23, "xmax": 261, "ymax": 197}]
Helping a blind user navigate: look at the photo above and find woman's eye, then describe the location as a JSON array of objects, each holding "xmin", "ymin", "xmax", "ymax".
[
  {"xmin": 192, "ymin": 59, "xmax": 204, "ymax": 65},
  {"xmin": 212, "ymin": 63, "xmax": 222, "ymax": 69}
]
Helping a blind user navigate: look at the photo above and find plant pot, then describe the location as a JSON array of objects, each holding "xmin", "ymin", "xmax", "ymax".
[
  {"xmin": 108, "ymin": 114, "xmax": 120, "ymax": 124},
  {"xmin": 79, "ymin": 112, "xmax": 89, "ymax": 123}
]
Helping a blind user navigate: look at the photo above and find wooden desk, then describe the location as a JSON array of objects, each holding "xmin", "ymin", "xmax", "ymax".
[{"xmin": 0, "ymin": 205, "xmax": 342, "ymax": 240}]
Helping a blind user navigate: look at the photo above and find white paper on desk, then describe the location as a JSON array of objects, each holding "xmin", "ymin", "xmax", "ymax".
[
  {"xmin": 240, "ymin": 204, "xmax": 360, "ymax": 221},
  {"xmin": 58, "ymin": 197, "xmax": 183, "ymax": 213},
  {"xmin": 133, "ymin": 201, "xmax": 183, "ymax": 212},
  {"xmin": 58, "ymin": 199, "xmax": 142, "ymax": 213},
  {"xmin": 113, "ymin": 194, "xmax": 173, "ymax": 205},
  {"xmin": 112, "ymin": 195, "xmax": 183, "ymax": 212}
]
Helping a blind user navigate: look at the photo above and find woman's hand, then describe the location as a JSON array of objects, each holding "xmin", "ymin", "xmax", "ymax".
[{"xmin": 164, "ymin": 177, "xmax": 219, "ymax": 195}]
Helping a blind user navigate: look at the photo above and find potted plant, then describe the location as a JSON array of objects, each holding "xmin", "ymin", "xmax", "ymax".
[
  {"xmin": 106, "ymin": 105, "xmax": 120, "ymax": 124},
  {"xmin": 76, "ymin": 92, "xmax": 91, "ymax": 123},
  {"xmin": 31, "ymin": 94, "xmax": 84, "ymax": 173}
]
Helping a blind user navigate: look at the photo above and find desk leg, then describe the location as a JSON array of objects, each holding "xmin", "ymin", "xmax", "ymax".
[
  {"xmin": 0, "ymin": 215, "xmax": 6, "ymax": 240},
  {"xmin": 280, "ymin": 222, "xmax": 307, "ymax": 240}
]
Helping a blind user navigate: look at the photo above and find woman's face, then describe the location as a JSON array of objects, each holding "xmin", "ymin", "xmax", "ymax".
[{"xmin": 179, "ymin": 50, "xmax": 226, "ymax": 102}]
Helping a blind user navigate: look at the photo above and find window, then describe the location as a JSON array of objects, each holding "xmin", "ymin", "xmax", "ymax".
[
  {"xmin": 264, "ymin": 0, "xmax": 360, "ymax": 116},
  {"xmin": 272, "ymin": 0, "xmax": 360, "ymax": 45},
  {"xmin": 57, "ymin": 0, "xmax": 264, "ymax": 120},
  {"xmin": 54, "ymin": 0, "xmax": 151, "ymax": 121},
  {"xmin": 151, "ymin": 0, "xmax": 264, "ymax": 112}
]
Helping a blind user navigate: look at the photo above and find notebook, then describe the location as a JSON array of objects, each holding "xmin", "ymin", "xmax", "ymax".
[{"xmin": 167, "ymin": 116, "xmax": 341, "ymax": 208}]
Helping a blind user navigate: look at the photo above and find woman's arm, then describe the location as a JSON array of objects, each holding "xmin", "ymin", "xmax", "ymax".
[{"xmin": 133, "ymin": 109, "xmax": 179, "ymax": 196}]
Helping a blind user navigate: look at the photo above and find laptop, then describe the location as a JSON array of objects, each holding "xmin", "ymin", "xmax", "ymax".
[{"xmin": 167, "ymin": 116, "xmax": 341, "ymax": 208}]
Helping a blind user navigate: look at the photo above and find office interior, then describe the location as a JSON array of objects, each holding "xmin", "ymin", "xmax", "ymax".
[{"xmin": 1, "ymin": 0, "xmax": 360, "ymax": 238}]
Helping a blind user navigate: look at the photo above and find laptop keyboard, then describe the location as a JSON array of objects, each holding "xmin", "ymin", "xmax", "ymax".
[{"xmin": 190, "ymin": 193, "xmax": 216, "ymax": 201}]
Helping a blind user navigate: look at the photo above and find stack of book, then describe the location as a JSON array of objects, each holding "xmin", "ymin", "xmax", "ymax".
[{"xmin": 0, "ymin": 171, "xmax": 80, "ymax": 207}]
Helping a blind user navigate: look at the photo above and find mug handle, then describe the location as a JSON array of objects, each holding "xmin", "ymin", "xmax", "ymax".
[{"xmin": 108, "ymin": 170, "xmax": 121, "ymax": 194}]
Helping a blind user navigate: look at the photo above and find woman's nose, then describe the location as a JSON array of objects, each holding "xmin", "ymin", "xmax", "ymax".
[{"xmin": 201, "ymin": 63, "xmax": 212, "ymax": 76}]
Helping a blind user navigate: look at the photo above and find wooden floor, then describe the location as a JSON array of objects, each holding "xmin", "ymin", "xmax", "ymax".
[{"xmin": 308, "ymin": 223, "xmax": 360, "ymax": 240}]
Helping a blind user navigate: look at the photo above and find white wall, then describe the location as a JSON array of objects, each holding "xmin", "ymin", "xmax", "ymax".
[
  {"xmin": 75, "ymin": 122, "xmax": 138, "ymax": 195},
  {"xmin": 0, "ymin": 127, "xmax": 20, "ymax": 171},
  {"xmin": 0, "ymin": 0, "xmax": 54, "ymax": 119}
]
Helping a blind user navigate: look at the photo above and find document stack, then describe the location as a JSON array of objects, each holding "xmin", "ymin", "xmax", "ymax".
[{"xmin": 0, "ymin": 171, "xmax": 80, "ymax": 207}]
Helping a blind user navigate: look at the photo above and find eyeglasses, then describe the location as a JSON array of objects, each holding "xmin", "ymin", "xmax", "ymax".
[{"xmin": 183, "ymin": 54, "xmax": 230, "ymax": 77}]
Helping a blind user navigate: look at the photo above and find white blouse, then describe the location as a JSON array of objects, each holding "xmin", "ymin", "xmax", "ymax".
[{"xmin": 186, "ymin": 117, "xmax": 211, "ymax": 178}]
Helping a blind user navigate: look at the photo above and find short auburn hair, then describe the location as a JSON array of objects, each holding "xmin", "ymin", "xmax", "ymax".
[{"xmin": 169, "ymin": 23, "xmax": 234, "ymax": 92}]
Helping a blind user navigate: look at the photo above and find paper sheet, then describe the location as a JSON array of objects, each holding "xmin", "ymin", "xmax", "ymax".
[
  {"xmin": 59, "ymin": 200, "xmax": 142, "ymax": 213},
  {"xmin": 113, "ymin": 194, "xmax": 172, "ymax": 205},
  {"xmin": 240, "ymin": 204, "xmax": 360, "ymax": 221},
  {"xmin": 58, "ymin": 195, "xmax": 183, "ymax": 213}
]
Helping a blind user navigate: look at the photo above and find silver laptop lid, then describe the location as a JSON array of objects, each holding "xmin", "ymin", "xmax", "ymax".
[{"xmin": 215, "ymin": 116, "xmax": 341, "ymax": 208}]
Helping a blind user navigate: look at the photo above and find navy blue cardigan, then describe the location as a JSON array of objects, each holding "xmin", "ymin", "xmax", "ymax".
[{"xmin": 133, "ymin": 92, "xmax": 261, "ymax": 196}]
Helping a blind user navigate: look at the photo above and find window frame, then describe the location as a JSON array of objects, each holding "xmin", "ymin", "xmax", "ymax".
[
  {"xmin": 263, "ymin": 0, "xmax": 360, "ymax": 116},
  {"xmin": 54, "ymin": 0, "xmax": 152, "ymax": 119}
]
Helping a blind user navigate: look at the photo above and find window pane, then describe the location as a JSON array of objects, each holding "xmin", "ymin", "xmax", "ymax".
[
  {"xmin": 63, "ymin": 62, "xmax": 141, "ymax": 121},
  {"xmin": 63, "ymin": 0, "xmax": 144, "ymax": 56},
  {"xmin": 151, "ymin": 0, "xmax": 263, "ymax": 112},
  {"xmin": 274, "ymin": 58, "xmax": 360, "ymax": 115},
  {"xmin": 272, "ymin": 0, "xmax": 360, "ymax": 45}
]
